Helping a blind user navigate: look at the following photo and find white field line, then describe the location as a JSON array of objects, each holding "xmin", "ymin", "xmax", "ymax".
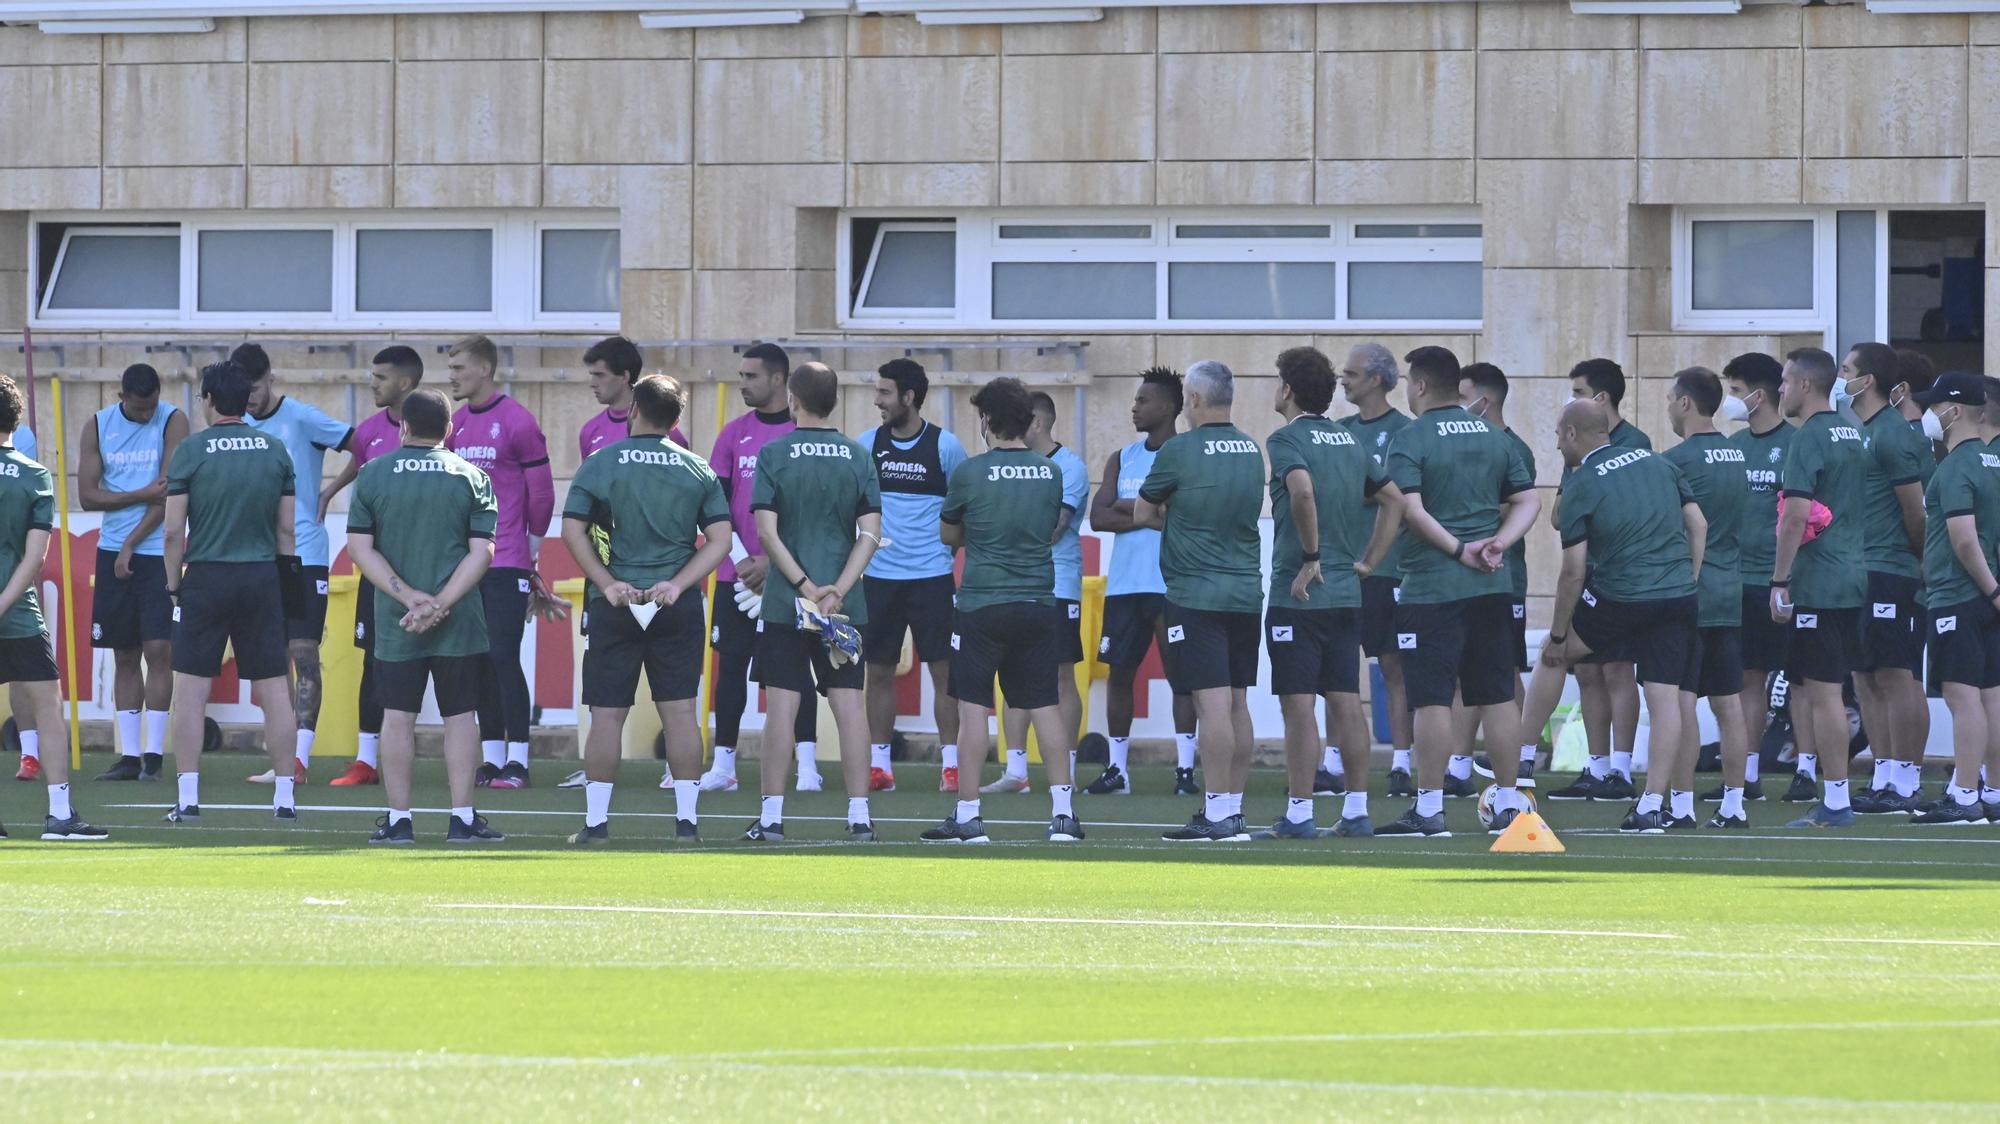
[{"xmin": 1804, "ymin": 936, "xmax": 2000, "ymax": 949}]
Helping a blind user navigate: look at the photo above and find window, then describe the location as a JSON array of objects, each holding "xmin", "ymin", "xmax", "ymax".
[
  {"xmin": 32, "ymin": 210, "xmax": 617, "ymax": 330},
  {"xmin": 839, "ymin": 210, "xmax": 1483, "ymax": 330}
]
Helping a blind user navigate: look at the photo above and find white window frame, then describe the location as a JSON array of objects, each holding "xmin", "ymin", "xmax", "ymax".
[
  {"xmin": 853, "ymin": 220, "xmax": 957, "ymax": 321},
  {"xmin": 29, "ymin": 210, "xmax": 619, "ymax": 331},
  {"xmin": 837, "ymin": 208, "xmax": 1483, "ymax": 332},
  {"xmin": 1673, "ymin": 207, "xmax": 1835, "ymax": 333}
]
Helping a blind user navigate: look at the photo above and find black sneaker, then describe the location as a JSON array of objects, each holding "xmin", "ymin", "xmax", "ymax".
[
  {"xmin": 94, "ymin": 757, "xmax": 141, "ymax": 781},
  {"xmin": 1312, "ymin": 768, "xmax": 1345, "ymax": 796},
  {"xmin": 847, "ymin": 822, "xmax": 878, "ymax": 842},
  {"xmin": 741, "ymin": 820, "xmax": 784, "ymax": 842},
  {"xmin": 1984, "ymin": 802, "xmax": 2000, "ymax": 824},
  {"xmin": 368, "ymin": 815, "xmax": 414, "ymax": 845},
  {"xmin": 1161, "ymin": 812, "xmax": 1236, "ymax": 843},
  {"xmin": 1910, "ymin": 800, "xmax": 1986, "ymax": 826},
  {"xmin": 1472, "ymin": 752, "xmax": 1498, "ymax": 779},
  {"xmin": 1660, "ymin": 811, "xmax": 1697, "ymax": 831},
  {"xmin": 1743, "ymin": 778, "xmax": 1765, "ymax": 801},
  {"xmin": 1375, "ymin": 806, "xmax": 1450, "ymax": 838},
  {"xmin": 41, "ymin": 814, "xmax": 108, "ymax": 841},
  {"xmin": 474, "ymin": 763, "xmax": 500, "ymax": 788},
  {"xmin": 1546, "ymin": 774, "xmax": 1602, "ymax": 801},
  {"xmin": 1705, "ymin": 810, "xmax": 1748, "ymax": 829},
  {"xmin": 568, "ymin": 821, "xmax": 610, "ymax": 846},
  {"xmin": 1871, "ymin": 789, "xmax": 1921, "ymax": 814},
  {"xmin": 1387, "ymin": 768, "xmax": 1415, "ymax": 797},
  {"xmin": 1619, "ymin": 807, "xmax": 1665, "ymax": 834},
  {"xmin": 920, "ymin": 814, "xmax": 988, "ymax": 844},
  {"xmin": 445, "ymin": 814, "xmax": 504, "ymax": 842},
  {"xmin": 1596, "ymin": 773, "xmax": 1637, "ymax": 800},
  {"xmin": 674, "ymin": 819, "xmax": 701, "ymax": 843},
  {"xmin": 1485, "ymin": 807, "xmax": 1520, "ymax": 836},
  {"xmin": 1850, "ymin": 788, "xmax": 1888, "ymax": 815},
  {"xmin": 1047, "ymin": 814, "xmax": 1084, "ymax": 842},
  {"xmin": 497, "ymin": 761, "xmax": 531, "ymax": 789},
  {"xmin": 1518, "ymin": 759, "xmax": 1537, "ymax": 789},
  {"xmin": 1443, "ymin": 773, "xmax": 1480, "ymax": 799},
  {"xmin": 1781, "ymin": 771, "xmax": 1819, "ymax": 802},
  {"xmin": 1172, "ymin": 767, "xmax": 1200, "ymax": 796},
  {"xmin": 164, "ymin": 805, "xmax": 199, "ymax": 823},
  {"xmin": 139, "ymin": 753, "xmax": 164, "ymax": 781},
  {"xmin": 1223, "ymin": 813, "xmax": 1252, "ymax": 842},
  {"xmin": 274, "ymin": 805, "xmax": 298, "ymax": 823},
  {"xmin": 0, "ymin": 821, "xmax": 8, "ymax": 839},
  {"xmin": 1083, "ymin": 765, "xmax": 1129, "ymax": 796}
]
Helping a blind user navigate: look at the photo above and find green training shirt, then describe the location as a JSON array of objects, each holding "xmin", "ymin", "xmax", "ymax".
[
  {"xmin": 939, "ymin": 446, "xmax": 1062, "ymax": 612},
  {"xmin": 1662, "ymin": 431, "xmax": 1746, "ymax": 626},
  {"xmin": 0, "ymin": 446, "xmax": 53, "ymax": 640},
  {"xmin": 563, "ymin": 435, "xmax": 729, "ymax": 599},
  {"xmin": 1728, "ymin": 420, "xmax": 1794, "ymax": 584},
  {"xmin": 1921, "ymin": 439, "xmax": 2000, "ymax": 609},
  {"xmin": 347, "ymin": 445, "xmax": 497, "ymax": 663},
  {"xmin": 1337, "ymin": 408, "xmax": 1410, "ymax": 580},
  {"xmin": 1781, "ymin": 410, "xmax": 1870, "ymax": 608},
  {"xmin": 750, "ymin": 427, "xmax": 882, "ymax": 627},
  {"xmin": 1266, "ymin": 414, "xmax": 1386, "ymax": 611},
  {"xmin": 164, "ymin": 421, "xmax": 295, "ymax": 564},
  {"xmin": 1138, "ymin": 422, "xmax": 1266, "ymax": 614},
  {"xmin": 1385, "ymin": 405, "xmax": 1536, "ymax": 605},
  {"xmin": 1558, "ymin": 445, "xmax": 1696, "ymax": 602},
  {"xmin": 1559, "ymin": 417, "xmax": 1652, "ymax": 488},
  {"xmin": 1857, "ymin": 404, "xmax": 1933, "ymax": 579},
  {"xmin": 1500, "ymin": 427, "xmax": 1535, "ymax": 600}
]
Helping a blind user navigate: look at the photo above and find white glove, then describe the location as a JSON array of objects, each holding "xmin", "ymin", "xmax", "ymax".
[{"xmin": 734, "ymin": 580, "xmax": 762, "ymax": 621}]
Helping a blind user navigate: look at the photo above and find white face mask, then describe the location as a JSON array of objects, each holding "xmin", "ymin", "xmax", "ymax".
[
  {"xmin": 1922, "ymin": 408, "xmax": 1947, "ymax": 443},
  {"xmin": 1465, "ymin": 396, "xmax": 1488, "ymax": 419},
  {"xmin": 1718, "ymin": 395, "xmax": 1749, "ymax": 423},
  {"xmin": 1831, "ymin": 377, "xmax": 1854, "ymax": 411}
]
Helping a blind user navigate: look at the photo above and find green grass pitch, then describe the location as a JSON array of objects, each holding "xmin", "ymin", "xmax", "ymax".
[{"xmin": 2, "ymin": 754, "xmax": 1997, "ymax": 1121}]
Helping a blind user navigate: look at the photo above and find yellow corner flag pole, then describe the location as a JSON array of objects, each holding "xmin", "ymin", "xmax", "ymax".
[
  {"xmin": 48, "ymin": 372, "xmax": 83, "ymax": 770},
  {"xmin": 696, "ymin": 372, "xmax": 724, "ymax": 754}
]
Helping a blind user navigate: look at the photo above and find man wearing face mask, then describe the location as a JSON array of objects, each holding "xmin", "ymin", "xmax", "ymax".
[
  {"xmin": 1908, "ymin": 373, "xmax": 2000, "ymax": 826},
  {"xmin": 1546, "ymin": 359, "xmax": 1649, "ymax": 805},
  {"xmin": 1771, "ymin": 347, "xmax": 1870, "ymax": 829},
  {"xmin": 1842, "ymin": 342, "xmax": 1934, "ymax": 815},
  {"xmin": 1458, "ymin": 363, "xmax": 1541, "ymax": 787},
  {"xmin": 1717, "ymin": 353, "xmax": 1790, "ymax": 804}
]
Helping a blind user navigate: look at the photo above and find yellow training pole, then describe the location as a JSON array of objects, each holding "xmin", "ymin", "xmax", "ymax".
[
  {"xmin": 49, "ymin": 375, "xmax": 81, "ymax": 770},
  {"xmin": 696, "ymin": 374, "xmax": 725, "ymax": 753}
]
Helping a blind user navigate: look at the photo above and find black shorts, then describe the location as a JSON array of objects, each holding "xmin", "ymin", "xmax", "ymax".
[
  {"xmin": 1055, "ymin": 599, "xmax": 1084, "ymax": 665},
  {"xmin": 285, "ymin": 564, "xmax": 330, "ymax": 643},
  {"xmin": 353, "ymin": 580, "xmax": 376, "ymax": 651},
  {"xmin": 1360, "ymin": 576, "xmax": 1402, "ymax": 658},
  {"xmin": 172, "ymin": 561, "xmax": 289, "ymax": 681},
  {"xmin": 1265, "ymin": 606, "xmax": 1360, "ymax": 696},
  {"xmin": 1788, "ymin": 605, "xmax": 1863, "ymax": 685},
  {"xmin": 951, "ymin": 602, "xmax": 1061, "ymax": 710},
  {"xmin": 1858, "ymin": 571, "xmax": 1924, "ymax": 676},
  {"xmin": 1394, "ymin": 594, "xmax": 1517, "ymax": 709},
  {"xmin": 1572, "ymin": 591, "xmax": 1697, "ymax": 690},
  {"xmin": 1099, "ymin": 592, "xmax": 1166, "ymax": 667},
  {"xmin": 1694, "ymin": 626, "xmax": 1744, "ymax": 699},
  {"xmin": 862, "ymin": 574, "xmax": 955, "ymax": 666},
  {"xmin": 711, "ymin": 580, "xmax": 757, "ymax": 655},
  {"xmin": 581, "ymin": 593, "xmax": 706, "ymax": 707},
  {"xmin": 90, "ymin": 549, "xmax": 173, "ymax": 649},
  {"xmin": 0, "ymin": 633, "xmax": 58, "ymax": 683},
  {"xmin": 1509, "ymin": 596, "xmax": 1529, "ymax": 672},
  {"xmin": 481, "ymin": 567, "xmax": 532, "ymax": 641},
  {"xmin": 755, "ymin": 622, "xmax": 863, "ymax": 696},
  {"xmin": 375, "ymin": 653, "xmax": 482, "ymax": 716},
  {"xmin": 1163, "ymin": 602, "xmax": 1259, "ymax": 693},
  {"xmin": 1928, "ymin": 601, "xmax": 2000, "ymax": 690},
  {"xmin": 1740, "ymin": 585, "xmax": 1790, "ymax": 672}
]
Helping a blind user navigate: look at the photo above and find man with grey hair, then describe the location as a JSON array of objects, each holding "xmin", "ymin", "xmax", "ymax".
[
  {"xmin": 1136, "ymin": 360, "xmax": 1267, "ymax": 842},
  {"xmin": 1338, "ymin": 344, "xmax": 1415, "ymax": 797}
]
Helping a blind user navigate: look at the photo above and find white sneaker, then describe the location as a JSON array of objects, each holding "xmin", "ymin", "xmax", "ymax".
[
  {"xmin": 247, "ymin": 769, "xmax": 276, "ymax": 784},
  {"xmin": 697, "ymin": 768, "xmax": 739, "ymax": 792},
  {"xmin": 979, "ymin": 773, "xmax": 1033, "ymax": 795},
  {"xmin": 557, "ymin": 770, "xmax": 587, "ymax": 789},
  {"xmin": 795, "ymin": 770, "xmax": 824, "ymax": 793},
  {"xmin": 657, "ymin": 770, "xmax": 675, "ymax": 790}
]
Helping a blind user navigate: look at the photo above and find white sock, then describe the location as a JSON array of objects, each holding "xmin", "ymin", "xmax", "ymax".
[
  {"xmin": 47, "ymin": 781, "xmax": 70, "ymax": 820},
  {"xmin": 1495, "ymin": 784, "xmax": 1519, "ymax": 813},
  {"xmin": 481, "ymin": 740, "xmax": 504, "ymax": 769},
  {"xmin": 847, "ymin": 796, "xmax": 870, "ymax": 826},
  {"xmin": 940, "ymin": 743, "xmax": 958, "ymax": 769},
  {"xmin": 1324, "ymin": 745, "xmax": 1344, "ymax": 775},
  {"xmin": 177, "ymin": 771, "xmax": 199, "ymax": 809},
  {"xmin": 1670, "ymin": 789, "xmax": 1693, "ymax": 820},
  {"xmin": 673, "ymin": 779, "xmax": 698, "ymax": 823},
  {"xmin": 1797, "ymin": 752, "xmax": 1819, "ymax": 780},
  {"xmin": 1051, "ymin": 784, "xmax": 1074, "ymax": 818},
  {"xmin": 1342, "ymin": 791, "xmax": 1369, "ymax": 819},
  {"xmin": 1869, "ymin": 759, "xmax": 1891, "ymax": 790},
  {"xmin": 295, "ymin": 729, "xmax": 315, "ymax": 769},
  {"xmin": 1204, "ymin": 791, "xmax": 1228, "ymax": 821},
  {"xmin": 870, "ymin": 743, "xmax": 892, "ymax": 770},
  {"xmin": 1005, "ymin": 748, "xmax": 1028, "ymax": 780},
  {"xmin": 451, "ymin": 805, "xmax": 474, "ymax": 826},
  {"xmin": 956, "ymin": 798, "xmax": 981, "ymax": 823},
  {"xmin": 1519, "ymin": 743, "xmax": 1537, "ymax": 763},
  {"xmin": 1068, "ymin": 749, "xmax": 1077, "ymax": 777},
  {"xmin": 1720, "ymin": 786, "xmax": 1745, "ymax": 818},
  {"xmin": 713, "ymin": 745, "xmax": 737, "ymax": 776},
  {"xmin": 1823, "ymin": 778, "xmax": 1849, "ymax": 811},
  {"xmin": 506, "ymin": 741, "xmax": 530, "ymax": 769},
  {"xmin": 1893, "ymin": 760, "xmax": 1919, "ymax": 797},
  {"xmin": 1416, "ymin": 789, "xmax": 1443, "ymax": 817},
  {"xmin": 116, "ymin": 708, "xmax": 141, "ymax": 758},
  {"xmin": 1285, "ymin": 797, "xmax": 1312, "ymax": 824},
  {"xmin": 1947, "ymin": 783, "xmax": 1978, "ymax": 805},
  {"xmin": 761, "ymin": 794, "xmax": 783, "ymax": 826},
  {"xmin": 388, "ymin": 808, "xmax": 412, "ymax": 825},
  {"xmin": 1610, "ymin": 750, "xmax": 1633, "ymax": 780},
  {"xmin": 1586, "ymin": 755, "xmax": 1611, "ymax": 779},
  {"xmin": 1636, "ymin": 791, "xmax": 1663, "ymax": 814},
  {"xmin": 1175, "ymin": 732, "xmax": 1197, "ymax": 769},
  {"xmin": 795, "ymin": 741, "xmax": 818, "ymax": 773},
  {"xmin": 144, "ymin": 709, "xmax": 169, "ymax": 756},
  {"xmin": 273, "ymin": 776, "xmax": 295, "ymax": 810},
  {"xmin": 357, "ymin": 732, "xmax": 380, "ymax": 769},
  {"xmin": 1983, "ymin": 786, "xmax": 2000, "ymax": 806},
  {"xmin": 1392, "ymin": 748, "xmax": 1412, "ymax": 773},
  {"xmin": 19, "ymin": 728, "xmax": 38, "ymax": 761},
  {"xmin": 1447, "ymin": 754, "xmax": 1473, "ymax": 780},
  {"xmin": 1110, "ymin": 737, "xmax": 1131, "ymax": 772},
  {"xmin": 1744, "ymin": 752, "xmax": 1761, "ymax": 782},
  {"xmin": 584, "ymin": 780, "xmax": 612, "ymax": 827}
]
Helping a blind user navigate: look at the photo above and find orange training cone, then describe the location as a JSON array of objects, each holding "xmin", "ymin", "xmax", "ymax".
[{"xmin": 1490, "ymin": 811, "xmax": 1565, "ymax": 854}]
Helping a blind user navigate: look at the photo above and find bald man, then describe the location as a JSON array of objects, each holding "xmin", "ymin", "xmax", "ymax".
[{"xmin": 1519, "ymin": 400, "xmax": 1707, "ymax": 834}]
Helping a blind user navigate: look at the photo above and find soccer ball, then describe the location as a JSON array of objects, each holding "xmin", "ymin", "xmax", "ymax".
[{"xmin": 1477, "ymin": 784, "xmax": 1538, "ymax": 829}]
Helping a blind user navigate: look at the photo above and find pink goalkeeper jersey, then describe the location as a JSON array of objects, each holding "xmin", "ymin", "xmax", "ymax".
[
  {"xmin": 710, "ymin": 407, "xmax": 796, "ymax": 583},
  {"xmin": 578, "ymin": 406, "xmax": 685, "ymax": 461},
  {"xmin": 352, "ymin": 408, "xmax": 401, "ymax": 468},
  {"xmin": 447, "ymin": 394, "xmax": 553, "ymax": 571}
]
